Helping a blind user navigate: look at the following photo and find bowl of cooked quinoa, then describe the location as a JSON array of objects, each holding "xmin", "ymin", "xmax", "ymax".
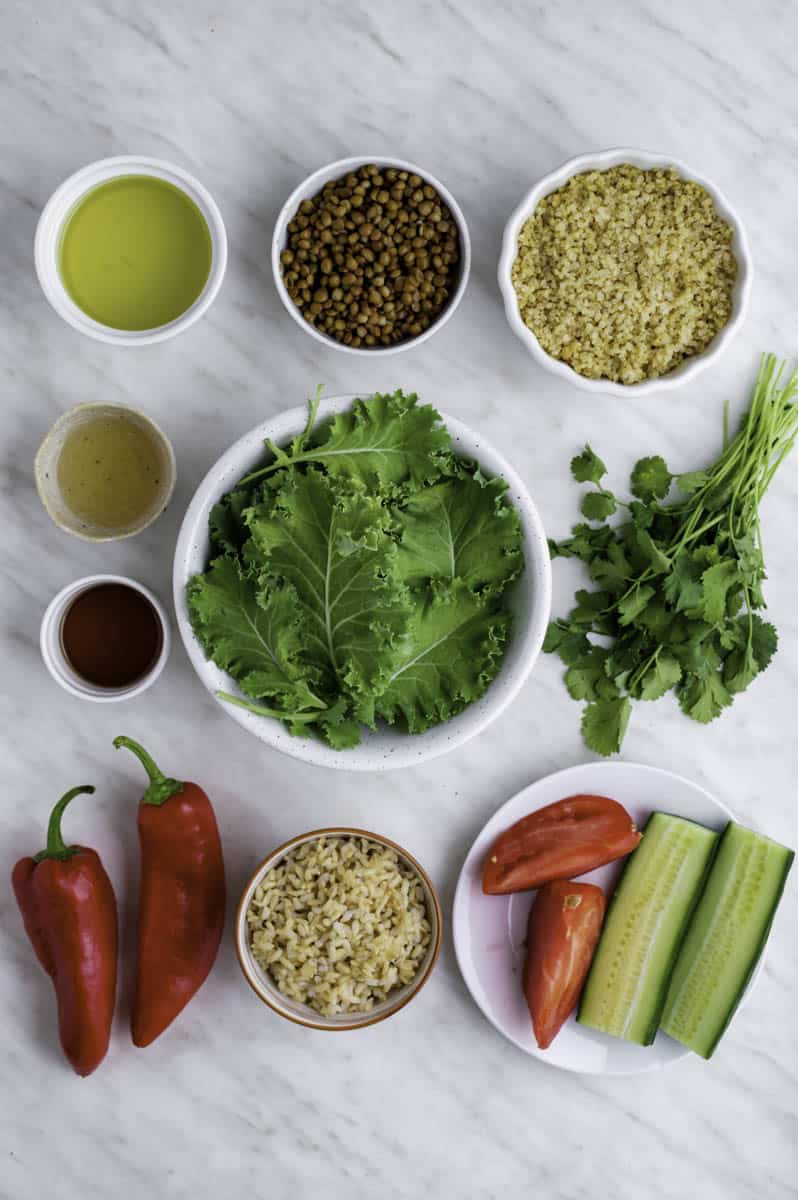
[
  {"xmin": 235, "ymin": 828, "xmax": 442, "ymax": 1029},
  {"xmin": 498, "ymin": 148, "xmax": 752, "ymax": 396}
]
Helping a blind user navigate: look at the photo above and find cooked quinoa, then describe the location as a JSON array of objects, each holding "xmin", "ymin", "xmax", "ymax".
[
  {"xmin": 247, "ymin": 836, "xmax": 432, "ymax": 1016},
  {"xmin": 511, "ymin": 164, "xmax": 737, "ymax": 384}
]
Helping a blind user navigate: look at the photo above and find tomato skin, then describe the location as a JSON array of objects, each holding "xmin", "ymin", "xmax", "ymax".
[
  {"xmin": 482, "ymin": 795, "xmax": 640, "ymax": 895},
  {"xmin": 523, "ymin": 880, "xmax": 606, "ymax": 1049}
]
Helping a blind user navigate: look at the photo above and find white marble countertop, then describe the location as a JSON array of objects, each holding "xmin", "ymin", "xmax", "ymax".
[{"xmin": 3, "ymin": 2, "xmax": 797, "ymax": 1197}]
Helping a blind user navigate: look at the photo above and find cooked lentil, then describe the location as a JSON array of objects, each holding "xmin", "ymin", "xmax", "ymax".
[
  {"xmin": 511, "ymin": 165, "xmax": 737, "ymax": 384},
  {"xmin": 280, "ymin": 163, "xmax": 460, "ymax": 348},
  {"xmin": 247, "ymin": 836, "xmax": 432, "ymax": 1016}
]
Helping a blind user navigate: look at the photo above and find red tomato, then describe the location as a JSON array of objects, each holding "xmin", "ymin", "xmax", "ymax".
[
  {"xmin": 523, "ymin": 880, "xmax": 606, "ymax": 1049},
  {"xmin": 482, "ymin": 794, "xmax": 640, "ymax": 895}
]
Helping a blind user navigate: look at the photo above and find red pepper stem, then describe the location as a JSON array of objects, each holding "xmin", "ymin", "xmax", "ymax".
[
  {"xmin": 113, "ymin": 735, "xmax": 183, "ymax": 807},
  {"xmin": 34, "ymin": 785, "xmax": 95, "ymax": 862}
]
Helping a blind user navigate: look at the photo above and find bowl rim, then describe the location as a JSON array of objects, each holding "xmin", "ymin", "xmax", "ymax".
[
  {"xmin": 34, "ymin": 154, "xmax": 228, "ymax": 346},
  {"xmin": 271, "ymin": 154, "xmax": 471, "ymax": 356},
  {"xmin": 497, "ymin": 146, "xmax": 754, "ymax": 397},
  {"xmin": 34, "ymin": 401, "xmax": 177, "ymax": 541},
  {"xmin": 235, "ymin": 826, "xmax": 444, "ymax": 1030},
  {"xmin": 172, "ymin": 393, "xmax": 552, "ymax": 771}
]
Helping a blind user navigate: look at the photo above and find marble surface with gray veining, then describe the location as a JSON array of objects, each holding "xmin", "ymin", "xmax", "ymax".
[{"xmin": 2, "ymin": 2, "xmax": 797, "ymax": 1197}]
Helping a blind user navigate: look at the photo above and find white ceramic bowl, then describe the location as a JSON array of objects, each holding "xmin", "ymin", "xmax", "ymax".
[
  {"xmin": 40, "ymin": 573, "xmax": 170, "ymax": 702},
  {"xmin": 35, "ymin": 402, "xmax": 177, "ymax": 542},
  {"xmin": 498, "ymin": 147, "xmax": 753, "ymax": 397},
  {"xmin": 236, "ymin": 827, "xmax": 443, "ymax": 1030},
  {"xmin": 272, "ymin": 156, "xmax": 471, "ymax": 356},
  {"xmin": 34, "ymin": 155, "xmax": 227, "ymax": 345},
  {"xmin": 173, "ymin": 394, "xmax": 551, "ymax": 771}
]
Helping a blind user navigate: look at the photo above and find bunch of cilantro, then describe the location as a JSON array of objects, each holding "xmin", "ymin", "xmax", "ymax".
[
  {"xmin": 188, "ymin": 390, "xmax": 524, "ymax": 749},
  {"xmin": 545, "ymin": 354, "xmax": 798, "ymax": 755}
]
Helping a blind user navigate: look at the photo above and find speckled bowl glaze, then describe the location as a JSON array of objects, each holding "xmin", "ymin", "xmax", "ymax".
[
  {"xmin": 498, "ymin": 147, "xmax": 753, "ymax": 397},
  {"xmin": 173, "ymin": 394, "xmax": 551, "ymax": 771},
  {"xmin": 235, "ymin": 827, "xmax": 443, "ymax": 1030}
]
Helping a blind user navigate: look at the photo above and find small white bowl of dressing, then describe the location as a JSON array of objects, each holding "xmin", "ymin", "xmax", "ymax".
[{"xmin": 35, "ymin": 402, "xmax": 176, "ymax": 542}]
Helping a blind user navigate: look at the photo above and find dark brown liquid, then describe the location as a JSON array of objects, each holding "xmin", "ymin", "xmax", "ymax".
[{"xmin": 61, "ymin": 583, "xmax": 162, "ymax": 688}]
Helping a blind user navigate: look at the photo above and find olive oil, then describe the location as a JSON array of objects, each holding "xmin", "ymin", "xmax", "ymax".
[
  {"xmin": 58, "ymin": 175, "xmax": 212, "ymax": 330},
  {"xmin": 57, "ymin": 413, "xmax": 163, "ymax": 530}
]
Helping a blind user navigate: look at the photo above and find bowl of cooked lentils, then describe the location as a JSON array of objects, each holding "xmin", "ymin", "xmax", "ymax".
[
  {"xmin": 498, "ymin": 148, "xmax": 753, "ymax": 396},
  {"xmin": 272, "ymin": 156, "xmax": 470, "ymax": 355},
  {"xmin": 235, "ymin": 828, "xmax": 442, "ymax": 1030}
]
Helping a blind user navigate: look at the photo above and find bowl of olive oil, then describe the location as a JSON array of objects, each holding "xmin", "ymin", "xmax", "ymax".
[
  {"xmin": 34, "ymin": 156, "xmax": 227, "ymax": 345},
  {"xmin": 35, "ymin": 403, "xmax": 176, "ymax": 541}
]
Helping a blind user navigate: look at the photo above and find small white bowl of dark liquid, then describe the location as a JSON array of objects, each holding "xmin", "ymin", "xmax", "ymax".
[{"xmin": 40, "ymin": 574, "xmax": 170, "ymax": 702}]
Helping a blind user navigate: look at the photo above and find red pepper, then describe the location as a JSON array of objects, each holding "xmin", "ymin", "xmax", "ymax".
[
  {"xmin": 523, "ymin": 880, "xmax": 606, "ymax": 1049},
  {"xmin": 113, "ymin": 736, "xmax": 225, "ymax": 1047},
  {"xmin": 12, "ymin": 786, "xmax": 118, "ymax": 1076},
  {"xmin": 482, "ymin": 795, "xmax": 641, "ymax": 895}
]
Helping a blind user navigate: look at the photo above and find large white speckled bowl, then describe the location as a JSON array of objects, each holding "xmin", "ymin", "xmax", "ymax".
[{"xmin": 173, "ymin": 395, "xmax": 551, "ymax": 771}]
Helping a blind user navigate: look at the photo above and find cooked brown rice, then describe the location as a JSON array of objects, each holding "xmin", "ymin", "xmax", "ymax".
[
  {"xmin": 247, "ymin": 836, "xmax": 432, "ymax": 1017},
  {"xmin": 511, "ymin": 164, "xmax": 737, "ymax": 384}
]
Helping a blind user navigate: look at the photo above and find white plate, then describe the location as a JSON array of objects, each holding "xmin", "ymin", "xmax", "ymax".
[{"xmin": 453, "ymin": 761, "xmax": 759, "ymax": 1075}]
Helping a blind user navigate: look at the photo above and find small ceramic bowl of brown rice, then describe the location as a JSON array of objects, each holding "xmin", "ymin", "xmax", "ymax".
[
  {"xmin": 235, "ymin": 828, "xmax": 442, "ymax": 1030},
  {"xmin": 498, "ymin": 147, "xmax": 753, "ymax": 397}
]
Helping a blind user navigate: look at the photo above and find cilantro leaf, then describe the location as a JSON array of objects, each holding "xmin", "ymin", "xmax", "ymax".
[
  {"xmin": 630, "ymin": 456, "xmax": 671, "ymax": 502},
  {"xmin": 581, "ymin": 491, "xmax": 617, "ymax": 521},
  {"xmin": 571, "ymin": 445, "xmax": 607, "ymax": 484},
  {"xmin": 588, "ymin": 543, "xmax": 632, "ymax": 594},
  {"xmin": 678, "ymin": 672, "xmax": 732, "ymax": 723},
  {"xmin": 565, "ymin": 647, "xmax": 619, "ymax": 702},
  {"xmin": 549, "ymin": 523, "xmax": 614, "ymax": 562},
  {"xmin": 582, "ymin": 697, "xmax": 633, "ymax": 756},
  {"xmin": 723, "ymin": 616, "xmax": 778, "ymax": 693},
  {"xmin": 700, "ymin": 561, "xmax": 740, "ymax": 626},
  {"xmin": 617, "ymin": 583, "xmax": 655, "ymax": 626},
  {"xmin": 375, "ymin": 583, "xmax": 510, "ymax": 733},
  {"xmin": 634, "ymin": 528, "xmax": 671, "ymax": 575},
  {"xmin": 393, "ymin": 472, "xmax": 522, "ymax": 595},
  {"xmin": 542, "ymin": 620, "xmax": 592, "ymax": 665},
  {"xmin": 637, "ymin": 652, "xmax": 682, "ymax": 700},
  {"xmin": 663, "ymin": 551, "xmax": 705, "ymax": 612}
]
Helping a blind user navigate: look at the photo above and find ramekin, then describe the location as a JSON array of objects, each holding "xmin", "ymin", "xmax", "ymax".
[
  {"xmin": 40, "ymin": 574, "xmax": 170, "ymax": 702},
  {"xmin": 34, "ymin": 155, "xmax": 227, "ymax": 346},
  {"xmin": 35, "ymin": 402, "xmax": 177, "ymax": 542},
  {"xmin": 272, "ymin": 155, "xmax": 471, "ymax": 356},
  {"xmin": 498, "ymin": 147, "xmax": 753, "ymax": 397},
  {"xmin": 235, "ymin": 827, "xmax": 443, "ymax": 1031}
]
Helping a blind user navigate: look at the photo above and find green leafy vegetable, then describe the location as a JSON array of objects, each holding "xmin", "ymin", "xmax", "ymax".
[
  {"xmin": 545, "ymin": 354, "xmax": 798, "ymax": 754},
  {"xmin": 188, "ymin": 390, "xmax": 524, "ymax": 748},
  {"xmin": 571, "ymin": 445, "xmax": 607, "ymax": 484},
  {"xmin": 630, "ymin": 455, "xmax": 671, "ymax": 502}
]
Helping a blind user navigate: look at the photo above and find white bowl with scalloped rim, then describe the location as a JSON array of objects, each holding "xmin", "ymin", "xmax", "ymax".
[
  {"xmin": 173, "ymin": 395, "xmax": 551, "ymax": 771},
  {"xmin": 498, "ymin": 147, "xmax": 753, "ymax": 397}
]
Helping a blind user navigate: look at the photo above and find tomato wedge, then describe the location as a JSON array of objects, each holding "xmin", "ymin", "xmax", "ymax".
[
  {"xmin": 523, "ymin": 880, "xmax": 606, "ymax": 1049},
  {"xmin": 482, "ymin": 794, "xmax": 640, "ymax": 895}
]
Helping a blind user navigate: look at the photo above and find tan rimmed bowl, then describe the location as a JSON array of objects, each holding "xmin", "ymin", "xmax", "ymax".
[
  {"xmin": 235, "ymin": 827, "xmax": 442, "ymax": 1031},
  {"xmin": 35, "ymin": 402, "xmax": 176, "ymax": 542}
]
